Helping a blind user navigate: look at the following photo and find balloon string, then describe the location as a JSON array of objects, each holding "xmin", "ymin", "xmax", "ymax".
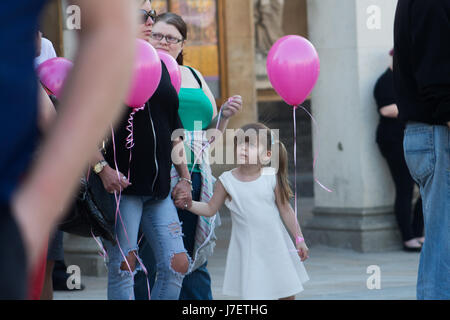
[
  {"xmin": 188, "ymin": 99, "xmax": 226, "ymax": 176},
  {"xmin": 297, "ymin": 105, "xmax": 332, "ymax": 193},
  {"xmin": 110, "ymin": 126, "xmax": 131, "ymax": 247},
  {"xmin": 126, "ymin": 105, "xmax": 145, "ymax": 180},
  {"xmin": 111, "ymin": 123, "xmax": 151, "ymax": 300},
  {"xmin": 90, "ymin": 228, "xmax": 108, "ymax": 260},
  {"xmin": 292, "ymin": 107, "xmax": 301, "ymax": 239}
]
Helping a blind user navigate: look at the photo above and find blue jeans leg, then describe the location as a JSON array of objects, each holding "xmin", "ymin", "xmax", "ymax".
[
  {"xmin": 104, "ymin": 195, "xmax": 142, "ymax": 300},
  {"xmin": 403, "ymin": 123, "xmax": 450, "ymax": 300},
  {"xmin": 177, "ymin": 173, "xmax": 213, "ymax": 300},
  {"xmin": 140, "ymin": 195, "xmax": 190, "ymax": 300},
  {"xmin": 179, "ymin": 261, "xmax": 213, "ymax": 300},
  {"xmin": 105, "ymin": 195, "xmax": 189, "ymax": 300},
  {"xmin": 134, "ymin": 237, "xmax": 156, "ymax": 300},
  {"xmin": 135, "ymin": 172, "xmax": 213, "ymax": 300}
]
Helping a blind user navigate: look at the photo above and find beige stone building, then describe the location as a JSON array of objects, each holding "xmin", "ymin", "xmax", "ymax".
[{"xmin": 40, "ymin": 0, "xmax": 403, "ymax": 275}]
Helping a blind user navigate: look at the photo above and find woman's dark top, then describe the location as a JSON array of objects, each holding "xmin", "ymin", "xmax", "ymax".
[
  {"xmin": 374, "ymin": 68, "xmax": 404, "ymax": 144},
  {"xmin": 105, "ymin": 62, "xmax": 184, "ymax": 199}
]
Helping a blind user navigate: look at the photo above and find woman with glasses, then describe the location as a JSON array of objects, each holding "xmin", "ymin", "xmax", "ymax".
[
  {"xmin": 135, "ymin": 12, "xmax": 242, "ymax": 300},
  {"xmin": 94, "ymin": 0, "xmax": 192, "ymax": 300}
]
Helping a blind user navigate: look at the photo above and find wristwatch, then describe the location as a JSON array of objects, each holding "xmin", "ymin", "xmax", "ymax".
[{"xmin": 93, "ymin": 160, "xmax": 108, "ymax": 174}]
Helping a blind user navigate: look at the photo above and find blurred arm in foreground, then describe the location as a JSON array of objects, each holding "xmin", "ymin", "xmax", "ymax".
[{"xmin": 12, "ymin": 0, "xmax": 137, "ymax": 269}]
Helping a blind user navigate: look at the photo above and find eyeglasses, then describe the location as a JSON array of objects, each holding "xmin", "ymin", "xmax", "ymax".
[
  {"xmin": 150, "ymin": 32, "xmax": 184, "ymax": 44},
  {"xmin": 139, "ymin": 9, "xmax": 157, "ymax": 24}
]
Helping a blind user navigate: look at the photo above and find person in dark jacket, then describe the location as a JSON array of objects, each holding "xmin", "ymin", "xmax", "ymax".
[
  {"xmin": 0, "ymin": 0, "xmax": 136, "ymax": 299},
  {"xmin": 393, "ymin": 0, "xmax": 450, "ymax": 300},
  {"xmin": 374, "ymin": 50, "xmax": 424, "ymax": 252}
]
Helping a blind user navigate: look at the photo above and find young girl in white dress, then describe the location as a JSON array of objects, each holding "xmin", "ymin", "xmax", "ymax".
[{"xmin": 186, "ymin": 123, "xmax": 310, "ymax": 300}]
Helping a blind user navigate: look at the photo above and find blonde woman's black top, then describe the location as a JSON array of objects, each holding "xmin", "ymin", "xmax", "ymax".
[{"xmin": 105, "ymin": 62, "xmax": 184, "ymax": 199}]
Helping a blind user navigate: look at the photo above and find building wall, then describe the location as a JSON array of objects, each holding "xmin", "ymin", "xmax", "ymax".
[
  {"xmin": 283, "ymin": 0, "xmax": 308, "ymax": 37},
  {"xmin": 305, "ymin": 0, "xmax": 401, "ymax": 252},
  {"xmin": 39, "ymin": 0, "xmax": 64, "ymax": 56}
]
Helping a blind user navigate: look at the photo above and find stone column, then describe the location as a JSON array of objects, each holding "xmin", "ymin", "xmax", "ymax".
[
  {"xmin": 224, "ymin": 0, "xmax": 258, "ymax": 129},
  {"xmin": 211, "ymin": 0, "xmax": 258, "ymax": 178},
  {"xmin": 304, "ymin": 0, "xmax": 402, "ymax": 252}
]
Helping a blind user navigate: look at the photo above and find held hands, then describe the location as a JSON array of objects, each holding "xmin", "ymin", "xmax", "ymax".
[
  {"xmin": 98, "ymin": 165, "xmax": 131, "ymax": 194},
  {"xmin": 221, "ymin": 95, "xmax": 243, "ymax": 119},
  {"xmin": 172, "ymin": 179, "xmax": 193, "ymax": 210}
]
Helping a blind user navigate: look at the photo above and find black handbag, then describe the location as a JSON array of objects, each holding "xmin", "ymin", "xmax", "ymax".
[
  {"xmin": 58, "ymin": 171, "xmax": 116, "ymax": 243},
  {"xmin": 45, "ymin": 94, "xmax": 116, "ymax": 242}
]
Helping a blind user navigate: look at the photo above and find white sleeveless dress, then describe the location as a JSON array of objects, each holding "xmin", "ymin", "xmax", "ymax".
[{"xmin": 218, "ymin": 168, "xmax": 309, "ymax": 300}]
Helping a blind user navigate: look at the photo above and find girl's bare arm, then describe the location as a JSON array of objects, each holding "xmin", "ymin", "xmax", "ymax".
[
  {"xmin": 188, "ymin": 180, "xmax": 228, "ymax": 217},
  {"xmin": 275, "ymin": 183, "xmax": 303, "ymax": 239}
]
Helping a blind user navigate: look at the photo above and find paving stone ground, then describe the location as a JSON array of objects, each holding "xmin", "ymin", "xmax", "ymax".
[{"xmin": 55, "ymin": 198, "xmax": 420, "ymax": 300}]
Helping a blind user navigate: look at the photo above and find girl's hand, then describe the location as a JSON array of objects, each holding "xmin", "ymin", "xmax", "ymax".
[
  {"xmin": 172, "ymin": 181, "xmax": 192, "ymax": 210},
  {"xmin": 296, "ymin": 242, "xmax": 309, "ymax": 262}
]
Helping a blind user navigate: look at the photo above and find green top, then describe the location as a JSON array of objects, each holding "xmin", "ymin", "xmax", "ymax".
[{"xmin": 178, "ymin": 86, "xmax": 214, "ymax": 173}]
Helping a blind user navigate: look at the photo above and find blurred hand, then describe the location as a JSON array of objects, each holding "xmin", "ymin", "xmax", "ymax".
[
  {"xmin": 296, "ymin": 242, "xmax": 309, "ymax": 262},
  {"xmin": 98, "ymin": 165, "xmax": 131, "ymax": 193},
  {"xmin": 221, "ymin": 95, "xmax": 242, "ymax": 119},
  {"xmin": 172, "ymin": 180, "xmax": 192, "ymax": 209}
]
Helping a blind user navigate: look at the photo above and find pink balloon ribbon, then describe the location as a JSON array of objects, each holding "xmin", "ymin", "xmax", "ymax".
[
  {"xmin": 84, "ymin": 171, "xmax": 109, "ymax": 260},
  {"xmin": 126, "ymin": 106, "xmax": 145, "ymax": 180},
  {"xmin": 297, "ymin": 105, "xmax": 332, "ymax": 193},
  {"xmin": 290, "ymin": 104, "xmax": 332, "ymax": 253},
  {"xmin": 90, "ymin": 228, "xmax": 108, "ymax": 260},
  {"xmin": 292, "ymin": 107, "xmax": 301, "ymax": 241},
  {"xmin": 111, "ymin": 125, "xmax": 152, "ymax": 300},
  {"xmin": 188, "ymin": 99, "xmax": 227, "ymax": 176}
]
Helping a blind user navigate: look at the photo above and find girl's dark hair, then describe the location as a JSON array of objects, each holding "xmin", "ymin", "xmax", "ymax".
[{"xmin": 155, "ymin": 12, "xmax": 187, "ymax": 65}]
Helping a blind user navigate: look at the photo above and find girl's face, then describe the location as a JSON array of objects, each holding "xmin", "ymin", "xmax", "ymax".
[
  {"xmin": 138, "ymin": 0, "xmax": 154, "ymax": 42},
  {"xmin": 148, "ymin": 21, "xmax": 184, "ymax": 59},
  {"xmin": 236, "ymin": 139, "xmax": 271, "ymax": 166}
]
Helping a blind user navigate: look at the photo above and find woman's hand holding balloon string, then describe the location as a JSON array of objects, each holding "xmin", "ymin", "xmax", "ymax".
[
  {"xmin": 208, "ymin": 95, "xmax": 243, "ymax": 145},
  {"xmin": 98, "ymin": 165, "xmax": 131, "ymax": 194},
  {"xmin": 220, "ymin": 95, "xmax": 243, "ymax": 120}
]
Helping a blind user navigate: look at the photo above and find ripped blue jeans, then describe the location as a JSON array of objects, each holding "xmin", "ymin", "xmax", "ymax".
[{"xmin": 103, "ymin": 194, "xmax": 190, "ymax": 300}]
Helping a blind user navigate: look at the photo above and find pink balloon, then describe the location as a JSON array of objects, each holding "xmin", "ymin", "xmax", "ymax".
[
  {"xmin": 267, "ymin": 35, "xmax": 320, "ymax": 106},
  {"xmin": 157, "ymin": 50, "xmax": 182, "ymax": 94},
  {"xmin": 37, "ymin": 57, "xmax": 73, "ymax": 98},
  {"xmin": 126, "ymin": 39, "xmax": 162, "ymax": 108}
]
